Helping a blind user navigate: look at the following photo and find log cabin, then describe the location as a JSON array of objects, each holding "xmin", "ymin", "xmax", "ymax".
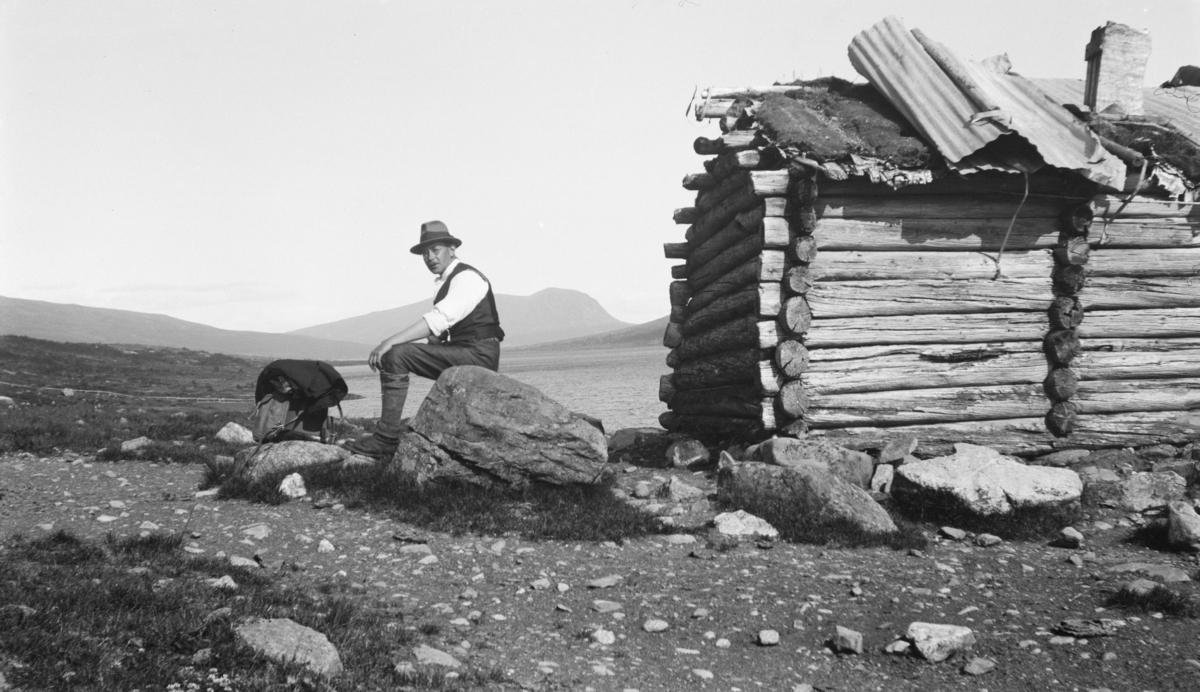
[{"xmin": 659, "ymin": 17, "xmax": 1200, "ymax": 457}]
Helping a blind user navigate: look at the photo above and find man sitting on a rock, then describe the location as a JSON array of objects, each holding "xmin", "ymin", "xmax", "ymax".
[{"xmin": 347, "ymin": 221, "xmax": 504, "ymax": 459}]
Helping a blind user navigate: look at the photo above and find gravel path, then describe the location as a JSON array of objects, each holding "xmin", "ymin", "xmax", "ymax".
[{"xmin": 4, "ymin": 451, "xmax": 1200, "ymax": 691}]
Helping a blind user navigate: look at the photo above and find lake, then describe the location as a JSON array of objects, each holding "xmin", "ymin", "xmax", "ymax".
[{"xmin": 337, "ymin": 346, "xmax": 670, "ymax": 432}]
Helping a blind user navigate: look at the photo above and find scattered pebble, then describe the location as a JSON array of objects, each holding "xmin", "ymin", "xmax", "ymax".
[
  {"xmin": 757, "ymin": 629, "xmax": 780, "ymax": 646},
  {"xmin": 643, "ymin": 619, "xmax": 669, "ymax": 633}
]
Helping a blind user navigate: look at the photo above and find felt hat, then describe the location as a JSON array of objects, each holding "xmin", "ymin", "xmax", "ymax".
[{"xmin": 410, "ymin": 220, "xmax": 462, "ymax": 255}]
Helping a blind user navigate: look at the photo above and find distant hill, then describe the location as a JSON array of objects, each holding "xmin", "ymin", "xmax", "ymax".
[
  {"xmin": 514, "ymin": 315, "xmax": 669, "ymax": 351},
  {"xmin": 0, "ymin": 295, "xmax": 367, "ymax": 360},
  {"xmin": 290, "ymin": 288, "xmax": 633, "ymax": 348}
]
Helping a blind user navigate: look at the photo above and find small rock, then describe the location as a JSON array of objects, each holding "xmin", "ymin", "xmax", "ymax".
[
  {"xmin": 661, "ymin": 477, "xmax": 705, "ymax": 502},
  {"xmin": 834, "ymin": 626, "xmax": 863, "ymax": 654},
  {"xmin": 1122, "ymin": 579, "xmax": 1162, "ymax": 597},
  {"xmin": 1048, "ymin": 636, "xmax": 1076, "ymax": 646},
  {"xmin": 418, "ymin": 555, "xmax": 438, "ymax": 565},
  {"xmin": 215, "ymin": 422, "xmax": 255, "ymax": 445},
  {"xmin": 940, "ymin": 526, "xmax": 967, "ymax": 541},
  {"xmin": 907, "ymin": 622, "xmax": 975, "ymax": 662},
  {"xmin": 974, "ymin": 533, "xmax": 1002, "ymax": 547},
  {"xmin": 1168, "ymin": 501, "xmax": 1200, "ymax": 552},
  {"xmin": 712, "ymin": 510, "xmax": 778, "ymax": 538},
  {"xmin": 317, "ymin": 539, "xmax": 335, "ymax": 553},
  {"xmin": 590, "ymin": 628, "xmax": 616, "ymax": 645},
  {"xmin": 666, "ymin": 438, "xmax": 709, "ymax": 467},
  {"xmin": 691, "ymin": 669, "xmax": 714, "ymax": 680},
  {"xmin": 870, "ymin": 463, "xmax": 894, "ymax": 493},
  {"xmin": 207, "ymin": 575, "xmax": 237, "ymax": 590},
  {"xmin": 588, "ymin": 575, "xmax": 624, "ymax": 589},
  {"xmin": 96, "ymin": 515, "xmax": 118, "ymax": 523},
  {"xmin": 592, "ymin": 600, "xmax": 623, "ymax": 613},
  {"xmin": 1109, "ymin": 562, "xmax": 1192, "ymax": 583},
  {"xmin": 757, "ymin": 629, "xmax": 780, "ymax": 646},
  {"xmin": 413, "ymin": 643, "xmax": 461, "ymax": 668},
  {"xmin": 715, "ymin": 638, "xmax": 730, "ymax": 648},
  {"xmin": 242, "ymin": 524, "xmax": 270, "ymax": 541},
  {"xmin": 879, "ymin": 435, "xmax": 919, "ymax": 464},
  {"xmin": 884, "ymin": 640, "xmax": 911, "ymax": 654},
  {"xmin": 962, "ymin": 657, "xmax": 996, "ymax": 675},
  {"xmin": 632, "ymin": 482, "xmax": 653, "ymax": 499},
  {"xmin": 530, "ymin": 577, "xmax": 551, "ymax": 590},
  {"xmin": 692, "ymin": 607, "xmax": 709, "ymax": 618},
  {"xmin": 666, "ymin": 534, "xmax": 697, "ymax": 545},
  {"xmin": 121, "ymin": 436, "xmax": 152, "ymax": 452},
  {"xmin": 279, "ymin": 473, "xmax": 307, "ymax": 499},
  {"xmin": 1057, "ymin": 526, "xmax": 1084, "ymax": 549},
  {"xmin": 229, "ymin": 556, "xmax": 260, "ymax": 569},
  {"xmin": 643, "ymin": 619, "xmax": 669, "ymax": 633}
]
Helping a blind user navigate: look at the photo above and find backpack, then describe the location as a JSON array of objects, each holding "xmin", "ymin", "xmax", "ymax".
[{"xmin": 249, "ymin": 360, "xmax": 349, "ymax": 444}]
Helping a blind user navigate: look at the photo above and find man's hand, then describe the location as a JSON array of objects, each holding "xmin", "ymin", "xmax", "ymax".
[{"xmin": 368, "ymin": 342, "xmax": 390, "ymax": 372}]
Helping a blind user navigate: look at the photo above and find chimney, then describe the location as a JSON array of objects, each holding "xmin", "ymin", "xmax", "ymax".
[{"xmin": 1084, "ymin": 21, "xmax": 1151, "ymax": 115}]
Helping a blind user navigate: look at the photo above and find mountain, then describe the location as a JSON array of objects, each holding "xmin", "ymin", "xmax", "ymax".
[
  {"xmin": 0, "ymin": 295, "xmax": 367, "ymax": 360},
  {"xmin": 513, "ymin": 315, "xmax": 669, "ymax": 351},
  {"xmin": 290, "ymin": 288, "xmax": 633, "ymax": 348}
]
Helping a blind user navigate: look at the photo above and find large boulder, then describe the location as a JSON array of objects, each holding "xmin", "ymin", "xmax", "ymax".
[
  {"xmin": 718, "ymin": 461, "xmax": 897, "ymax": 534},
  {"xmin": 745, "ymin": 437, "xmax": 874, "ymax": 489},
  {"xmin": 234, "ymin": 441, "xmax": 350, "ymax": 482},
  {"xmin": 404, "ymin": 366, "xmax": 607, "ymax": 485},
  {"xmin": 234, "ymin": 617, "xmax": 342, "ymax": 677},
  {"xmin": 893, "ymin": 443, "xmax": 1081, "ymax": 515},
  {"xmin": 1168, "ymin": 501, "xmax": 1200, "ymax": 552}
]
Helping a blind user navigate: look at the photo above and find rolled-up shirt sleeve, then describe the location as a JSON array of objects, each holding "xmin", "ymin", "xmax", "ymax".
[{"xmin": 422, "ymin": 268, "xmax": 489, "ymax": 337}]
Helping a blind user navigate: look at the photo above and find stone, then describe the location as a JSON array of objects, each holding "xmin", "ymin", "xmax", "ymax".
[
  {"xmin": 230, "ymin": 556, "xmax": 260, "ymax": 569},
  {"xmin": 879, "ymin": 435, "xmax": 920, "ymax": 464},
  {"xmin": 749, "ymin": 437, "xmax": 874, "ymax": 488},
  {"xmin": 0, "ymin": 395, "xmax": 14, "ymax": 407},
  {"xmin": 1109, "ymin": 562, "xmax": 1192, "ymax": 582},
  {"xmin": 834, "ymin": 626, "xmax": 863, "ymax": 654},
  {"xmin": 884, "ymin": 640, "xmax": 911, "ymax": 654},
  {"xmin": 279, "ymin": 473, "xmax": 307, "ymax": 499},
  {"xmin": 590, "ymin": 628, "xmax": 616, "ymax": 645},
  {"xmin": 1120, "ymin": 472, "xmax": 1186, "ymax": 512},
  {"xmin": 757, "ymin": 629, "xmax": 780, "ymax": 646},
  {"xmin": 234, "ymin": 441, "xmax": 349, "ymax": 482},
  {"xmin": 717, "ymin": 450, "xmax": 737, "ymax": 469},
  {"xmin": 207, "ymin": 575, "xmax": 238, "ymax": 590},
  {"xmin": 608, "ymin": 427, "xmax": 661, "ymax": 452},
  {"xmin": 962, "ymin": 658, "xmax": 996, "ymax": 675},
  {"xmin": 1036, "ymin": 449, "xmax": 1091, "ymax": 467},
  {"xmin": 666, "ymin": 534, "xmax": 696, "ymax": 544},
  {"xmin": 242, "ymin": 524, "xmax": 270, "ymax": 540},
  {"xmin": 412, "ymin": 644, "xmax": 461, "ymax": 668},
  {"xmin": 1168, "ymin": 501, "xmax": 1200, "ymax": 551},
  {"xmin": 692, "ymin": 669, "xmax": 713, "ymax": 680},
  {"xmin": 1057, "ymin": 526, "xmax": 1084, "ymax": 549},
  {"xmin": 711, "ymin": 509, "xmax": 779, "ymax": 538},
  {"xmin": 215, "ymin": 422, "xmax": 255, "ymax": 445},
  {"xmin": 893, "ymin": 444, "xmax": 1082, "ymax": 515},
  {"xmin": 406, "ymin": 366, "xmax": 606, "ymax": 485},
  {"xmin": 317, "ymin": 539, "xmax": 335, "ymax": 553},
  {"xmin": 870, "ymin": 464, "xmax": 894, "ymax": 494},
  {"xmin": 666, "ymin": 438, "xmax": 709, "ymax": 467},
  {"xmin": 1122, "ymin": 579, "xmax": 1162, "ymax": 597},
  {"xmin": 661, "ymin": 477, "xmax": 705, "ymax": 502},
  {"xmin": 975, "ymin": 533, "xmax": 1003, "ymax": 547},
  {"xmin": 940, "ymin": 526, "xmax": 966, "ymax": 541},
  {"xmin": 591, "ymin": 600, "xmax": 623, "ymax": 613},
  {"xmin": 632, "ymin": 481, "xmax": 653, "ymax": 499},
  {"xmin": 906, "ymin": 622, "xmax": 975, "ymax": 662},
  {"xmin": 1152, "ymin": 460, "xmax": 1195, "ymax": 482},
  {"xmin": 718, "ymin": 462, "xmax": 896, "ymax": 534},
  {"xmin": 643, "ymin": 619, "xmax": 669, "ymax": 633},
  {"xmin": 121, "ymin": 436, "xmax": 152, "ymax": 452},
  {"xmin": 235, "ymin": 617, "xmax": 343, "ymax": 676},
  {"xmin": 588, "ymin": 575, "xmax": 624, "ymax": 589}
]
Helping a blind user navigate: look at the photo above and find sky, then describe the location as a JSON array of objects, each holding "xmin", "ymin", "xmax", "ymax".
[{"xmin": 1, "ymin": 0, "xmax": 1196, "ymax": 333}]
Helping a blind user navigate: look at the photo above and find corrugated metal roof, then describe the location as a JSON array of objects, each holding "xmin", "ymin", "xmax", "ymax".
[
  {"xmin": 1031, "ymin": 77, "xmax": 1200, "ymax": 146},
  {"xmin": 848, "ymin": 16, "xmax": 1127, "ymax": 190}
]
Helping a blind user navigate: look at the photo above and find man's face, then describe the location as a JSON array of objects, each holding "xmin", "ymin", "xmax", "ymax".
[{"xmin": 423, "ymin": 242, "xmax": 455, "ymax": 275}]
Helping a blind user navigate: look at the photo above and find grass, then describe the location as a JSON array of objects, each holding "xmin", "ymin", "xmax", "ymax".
[
  {"xmin": 205, "ymin": 457, "xmax": 671, "ymax": 543},
  {"xmin": 891, "ymin": 486, "xmax": 1082, "ymax": 541},
  {"xmin": 0, "ymin": 529, "xmax": 509, "ymax": 691},
  {"xmin": 1105, "ymin": 581, "xmax": 1200, "ymax": 618},
  {"xmin": 715, "ymin": 484, "xmax": 929, "ymax": 550}
]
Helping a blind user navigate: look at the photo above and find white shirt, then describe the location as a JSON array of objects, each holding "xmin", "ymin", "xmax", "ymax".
[{"xmin": 422, "ymin": 258, "xmax": 490, "ymax": 337}]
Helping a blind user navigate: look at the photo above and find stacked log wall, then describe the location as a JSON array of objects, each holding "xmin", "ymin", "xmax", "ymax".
[{"xmin": 659, "ymin": 135, "xmax": 795, "ymax": 438}]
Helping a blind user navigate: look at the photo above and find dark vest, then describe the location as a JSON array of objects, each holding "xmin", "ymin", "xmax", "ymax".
[{"xmin": 435, "ymin": 262, "xmax": 505, "ymax": 343}]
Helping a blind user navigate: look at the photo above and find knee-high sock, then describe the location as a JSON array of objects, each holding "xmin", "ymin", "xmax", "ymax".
[{"xmin": 376, "ymin": 370, "xmax": 409, "ymax": 440}]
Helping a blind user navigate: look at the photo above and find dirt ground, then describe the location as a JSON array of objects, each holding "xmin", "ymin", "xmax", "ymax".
[{"xmin": 3, "ymin": 450, "xmax": 1200, "ymax": 692}]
